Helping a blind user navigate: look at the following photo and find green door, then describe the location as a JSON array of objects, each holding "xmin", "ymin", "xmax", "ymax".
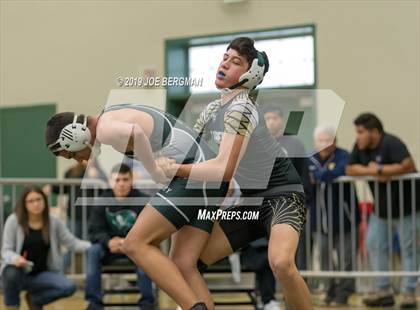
[{"xmin": 0, "ymin": 104, "xmax": 57, "ymax": 216}]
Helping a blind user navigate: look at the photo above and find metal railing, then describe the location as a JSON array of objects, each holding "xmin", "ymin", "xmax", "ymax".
[
  {"xmin": 1, "ymin": 174, "xmax": 419, "ymax": 282},
  {"xmin": 299, "ymin": 172, "xmax": 420, "ymax": 281}
]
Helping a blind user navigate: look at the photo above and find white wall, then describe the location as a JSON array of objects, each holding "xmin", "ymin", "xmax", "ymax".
[{"xmin": 1, "ymin": 0, "xmax": 418, "ymax": 175}]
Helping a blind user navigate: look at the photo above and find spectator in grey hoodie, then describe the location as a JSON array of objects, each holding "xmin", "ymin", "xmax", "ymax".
[{"xmin": 1, "ymin": 186, "xmax": 91, "ymax": 310}]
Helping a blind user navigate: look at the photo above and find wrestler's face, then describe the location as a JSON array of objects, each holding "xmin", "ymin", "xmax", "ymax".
[
  {"xmin": 215, "ymin": 48, "xmax": 249, "ymax": 89},
  {"xmin": 58, "ymin": 148, "xmax": 91, "ymax": 164}
]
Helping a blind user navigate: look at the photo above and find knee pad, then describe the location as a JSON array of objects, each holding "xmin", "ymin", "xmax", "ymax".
[{"xmin": 197, "ymin": 259, "xmax": 208, "ymax": 273}]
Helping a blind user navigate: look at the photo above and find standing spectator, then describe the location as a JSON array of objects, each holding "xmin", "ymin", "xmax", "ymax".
[
  {"xmin": 308, "ymin": 125, "xmax": 360, "ymax": 306},
  {"xmin": 85, "ymin": 163, "xmax": 155, "ymax": 310},
  {"xmin": 1, "ymin": 186, "xmax": 91, "ymax": 310},
  {"xmin": 263, "ymin": 104, "xmax": 311, "ymax": 272},
  {"xmin": 346, "ymin": 113, "xmax": 420, "ymax": 308},
  {"xmin": 263, "ymin": 104, "xmax": 309, "ymax": 186}
]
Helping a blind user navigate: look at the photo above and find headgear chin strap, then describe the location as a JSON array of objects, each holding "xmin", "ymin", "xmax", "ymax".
[
  {"xmin": 48, "ymin": 114, "xmax": 94, "ymax": 153},
  {"xmin": 223, "ymin": 51, "xmax": 267, "ymax": 93}
]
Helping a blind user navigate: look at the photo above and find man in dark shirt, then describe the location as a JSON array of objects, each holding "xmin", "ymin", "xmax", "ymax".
[
  {"xmin": 263, "ymin": 103, "xmax": 308, "ymax": 185},
  {"xmin": 346, "ymin": 113, "xmax": 420, "ymax": 308},
  {"xmin": 264, "ymin": 103, "xmax": 312, "ymax": 269},
  {"xmin": 85, "ymin": 164, "xmax": 155, "ymax": 310},
  {"xmin": 236, "ymin": 104, "xmax": 311, "ymax": 310}
]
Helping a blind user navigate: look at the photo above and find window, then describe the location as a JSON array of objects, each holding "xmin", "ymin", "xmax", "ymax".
[
  {"xmin": 187, "ymin": 25, "xmax": 316, "ymax": 93},
  {"xmin": 165, "ymin": 25, "xmax": 316, "ymax": 117}
]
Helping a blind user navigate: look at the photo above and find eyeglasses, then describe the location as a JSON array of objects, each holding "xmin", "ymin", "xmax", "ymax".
[{"xmin": 25, "ymin": 197, "xmax": 43, "ymax": 204}]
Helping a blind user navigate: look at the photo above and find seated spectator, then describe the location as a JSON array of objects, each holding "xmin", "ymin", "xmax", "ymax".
[
  {"xmin": 44, "ymin": 158, "xmax": 107, "ymax": 272},
  {"xmin": 1, "ymin": 186, "xmax": 91, "ymax": 310},
  {"xmin": 307, "ymin": 125, "xmax": 360, "ymax": 306},
  {"xmin": 44, "ymin": 157, "xmax": 107, "ymax": 238},
  {"xmin": 346, "ymin": 113, "xmax": 420, "ymax": 308},
  {"xmin": 85, "ymin": 163, "xmax": 155, "ymax": 310}
]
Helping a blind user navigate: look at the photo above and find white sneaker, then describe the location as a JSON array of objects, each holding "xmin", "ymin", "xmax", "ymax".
[
  {"xmin": 228, "ymin": 253, "xmax": 241, "ymax": 283},
  {"xmin": 263, "ymin": 300, "xmax": 281, "ymax": 310}
]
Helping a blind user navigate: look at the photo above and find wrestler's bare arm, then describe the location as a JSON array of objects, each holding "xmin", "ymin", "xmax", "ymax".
[{"xmin": 96, "ymin": 116, "xmax": 168, "ymax": 183}]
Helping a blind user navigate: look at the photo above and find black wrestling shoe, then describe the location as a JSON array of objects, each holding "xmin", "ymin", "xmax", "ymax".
[{"xmin": 189, "ymin": 302, "xmax": 208, "ymax": 310}]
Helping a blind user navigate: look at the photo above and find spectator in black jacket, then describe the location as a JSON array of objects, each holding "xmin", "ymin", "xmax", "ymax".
[{"xmin": 85, "ymin": 163, "xmax": 155, "ymax": 310}]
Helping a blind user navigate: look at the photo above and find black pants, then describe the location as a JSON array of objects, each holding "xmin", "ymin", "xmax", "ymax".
[
  {"xmin": 295, "ymin": 226, "xmax": 309, "ymax": 271},
  {"xmin": 318, "ymin": 231, "xmax": 357, "ymax": 303},
  {"xmin": 241, "ymin": 243, "xmax": 276, "ymax": 304}
]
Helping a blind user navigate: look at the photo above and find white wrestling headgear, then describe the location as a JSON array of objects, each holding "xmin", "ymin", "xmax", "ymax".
[
  {"xmin": 48, "ymin": 114, "xmax": 97, "ymax": 154},
  {"xmin": 221, "ymin": 51, "xmax": 268, "ymax": 93}
]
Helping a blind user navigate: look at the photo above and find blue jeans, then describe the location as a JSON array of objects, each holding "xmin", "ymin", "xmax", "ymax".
[
  {"xmin": 85, "ymin": 243, "xmax": 155, "ymax": 308},
  {"xmin": 366, "ymin": 212, "xmax": 420, "ymax": 293},
  {"xmin": 2, "ymin": 265, "xmax": 76, "ymax": 306}
]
